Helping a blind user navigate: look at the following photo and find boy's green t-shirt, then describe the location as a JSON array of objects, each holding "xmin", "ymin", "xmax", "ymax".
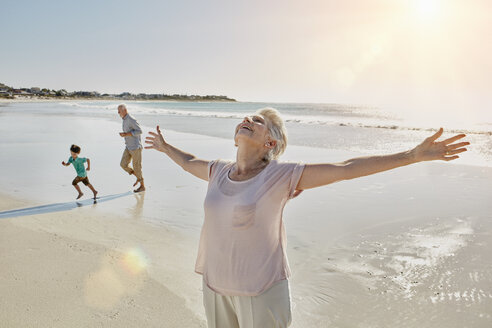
[{"xmin": 68, "ymin": 157, "xmax": 87, "ymax": 177}]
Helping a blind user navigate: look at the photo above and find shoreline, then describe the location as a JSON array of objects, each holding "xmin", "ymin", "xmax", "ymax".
[{"xmin": 3, "ymin": 99, "xmax": 489, "ymax": 170}]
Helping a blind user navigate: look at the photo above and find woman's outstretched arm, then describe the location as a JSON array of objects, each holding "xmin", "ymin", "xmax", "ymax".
[
  {"xmin": 145, "ymin": 125, "xmax": 210, "ymax": 181},
  {"xmin": 296, "ymin": 128, "xmax": 469, "ymax": 190}
]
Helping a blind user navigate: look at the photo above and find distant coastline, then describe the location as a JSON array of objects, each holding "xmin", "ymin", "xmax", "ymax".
[{"xmin": 0, "ymin": 82, "xmax": 236, "ymax": 102}]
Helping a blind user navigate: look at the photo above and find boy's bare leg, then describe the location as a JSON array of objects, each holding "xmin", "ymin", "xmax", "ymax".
[
  {"xmin": 74, "ymin": 184, "xmax": 83, "ymax": 199},
  {"xmin": 87, "ymin": 184, "xmax": 98, "ymax": 199}
]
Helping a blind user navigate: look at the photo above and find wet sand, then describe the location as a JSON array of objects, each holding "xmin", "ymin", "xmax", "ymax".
[{"xmin": 289, "ymin": 215, "xmax": 492, "ymax": 327}]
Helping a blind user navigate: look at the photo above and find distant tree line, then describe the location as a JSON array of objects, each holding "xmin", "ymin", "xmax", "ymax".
[{"xmin": 0, "ymin": 83, "xmax": 236, "ymax": 102}]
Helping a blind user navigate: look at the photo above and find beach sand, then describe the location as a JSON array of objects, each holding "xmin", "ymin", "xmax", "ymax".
[
  {"xmin": 0, "ymin": 194, "xmax": 206, "ymax": 327},
  {"xmin": 1, "ymin": 103, "xmax": 491, "ymax": 327}
]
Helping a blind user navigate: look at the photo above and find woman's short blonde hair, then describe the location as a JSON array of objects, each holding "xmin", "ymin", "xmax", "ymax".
[{"xmin": 256, "ymin": 107, "xmax": 288, "ymax": 160}]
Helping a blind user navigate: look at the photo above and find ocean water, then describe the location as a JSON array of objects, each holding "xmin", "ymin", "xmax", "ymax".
[{"xmin": 3, "ymin": 100, "xmax": 490, "ymax": 167}]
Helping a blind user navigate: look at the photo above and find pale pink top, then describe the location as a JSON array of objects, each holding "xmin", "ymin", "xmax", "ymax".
[{"xmin": 195, "ymin": 159, "xmax": 305, "ymax": 296}]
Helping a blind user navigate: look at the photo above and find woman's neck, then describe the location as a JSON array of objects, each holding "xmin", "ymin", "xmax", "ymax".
[{"xmin": 234, "ymin": 146, "xmax": 270, "ymax": 176}]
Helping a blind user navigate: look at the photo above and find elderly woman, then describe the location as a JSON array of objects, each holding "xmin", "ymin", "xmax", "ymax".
[{"xmin": 145, "ymin": 108, "xmax": 468, "ymax": 328}]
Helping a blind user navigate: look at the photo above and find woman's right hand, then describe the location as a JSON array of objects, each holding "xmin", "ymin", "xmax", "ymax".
[
  {"xmin": 145, "ymin": 125, "xmax": 210, "ymax": 181},
  {"xmin": 145, "ymin": 125, "xmax": 167, "ymax": 152}
]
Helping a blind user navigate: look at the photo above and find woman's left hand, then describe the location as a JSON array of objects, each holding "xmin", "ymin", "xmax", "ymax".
[{"xmin": 412, "ymin": 128, "xmax": 469, "ymax": 162}]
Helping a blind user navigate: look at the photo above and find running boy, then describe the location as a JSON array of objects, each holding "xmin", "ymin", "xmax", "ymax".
[{"xmin": 62, "ymin": 144, "xmax": 98, "ymax": 199}]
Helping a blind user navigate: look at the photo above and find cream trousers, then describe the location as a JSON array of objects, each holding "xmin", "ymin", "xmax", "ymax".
[{"xmin": 203, "ymin": 279, "xmax": 292, "ymax": 328}]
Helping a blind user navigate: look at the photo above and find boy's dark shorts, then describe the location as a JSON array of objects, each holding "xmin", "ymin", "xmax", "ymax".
[{"xmin": 72, "ymin": 176, "xmax": 90, "ymax": 186}]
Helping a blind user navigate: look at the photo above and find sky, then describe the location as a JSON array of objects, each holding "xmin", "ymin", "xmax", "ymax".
[{"xmin": 1, "ymin": 0, "xmax": 490, "ymax": 118}]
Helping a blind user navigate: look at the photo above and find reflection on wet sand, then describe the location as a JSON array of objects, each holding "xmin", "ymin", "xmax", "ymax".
[
  {"xmin": 290, "ymin": 216, "xmax": 492, "ymax": 327},
  {"xmin": 131, "ymin": 193, "xmax": 145, "ymax": 219}
]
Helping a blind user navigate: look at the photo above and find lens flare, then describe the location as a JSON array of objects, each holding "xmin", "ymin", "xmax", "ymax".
[
  {"xmin": 84, "ymin": 249, "xmax": 149, "ymax": 309},
  {"xmin": 122, "ymin": 248, "xmax": 149, "ymax": 275},
  {"xmin": 84, "ymin": 267, "xmax": 125, "ymax": 310}
]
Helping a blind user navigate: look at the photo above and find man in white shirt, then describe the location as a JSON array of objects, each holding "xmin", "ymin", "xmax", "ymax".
[{"xmin": 118, "ymin": 104, "xmax": 145, "ymax": 192}]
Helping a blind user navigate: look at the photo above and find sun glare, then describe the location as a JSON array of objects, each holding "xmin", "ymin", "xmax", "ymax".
[{"xmin": 414, "ymin": 0, "xmax": 442, "ymax": 22}]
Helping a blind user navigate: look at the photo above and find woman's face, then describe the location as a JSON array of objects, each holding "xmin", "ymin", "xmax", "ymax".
[{"xmin": 234, "ymin": 114, "xmax": 270, "ymax": 148}]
